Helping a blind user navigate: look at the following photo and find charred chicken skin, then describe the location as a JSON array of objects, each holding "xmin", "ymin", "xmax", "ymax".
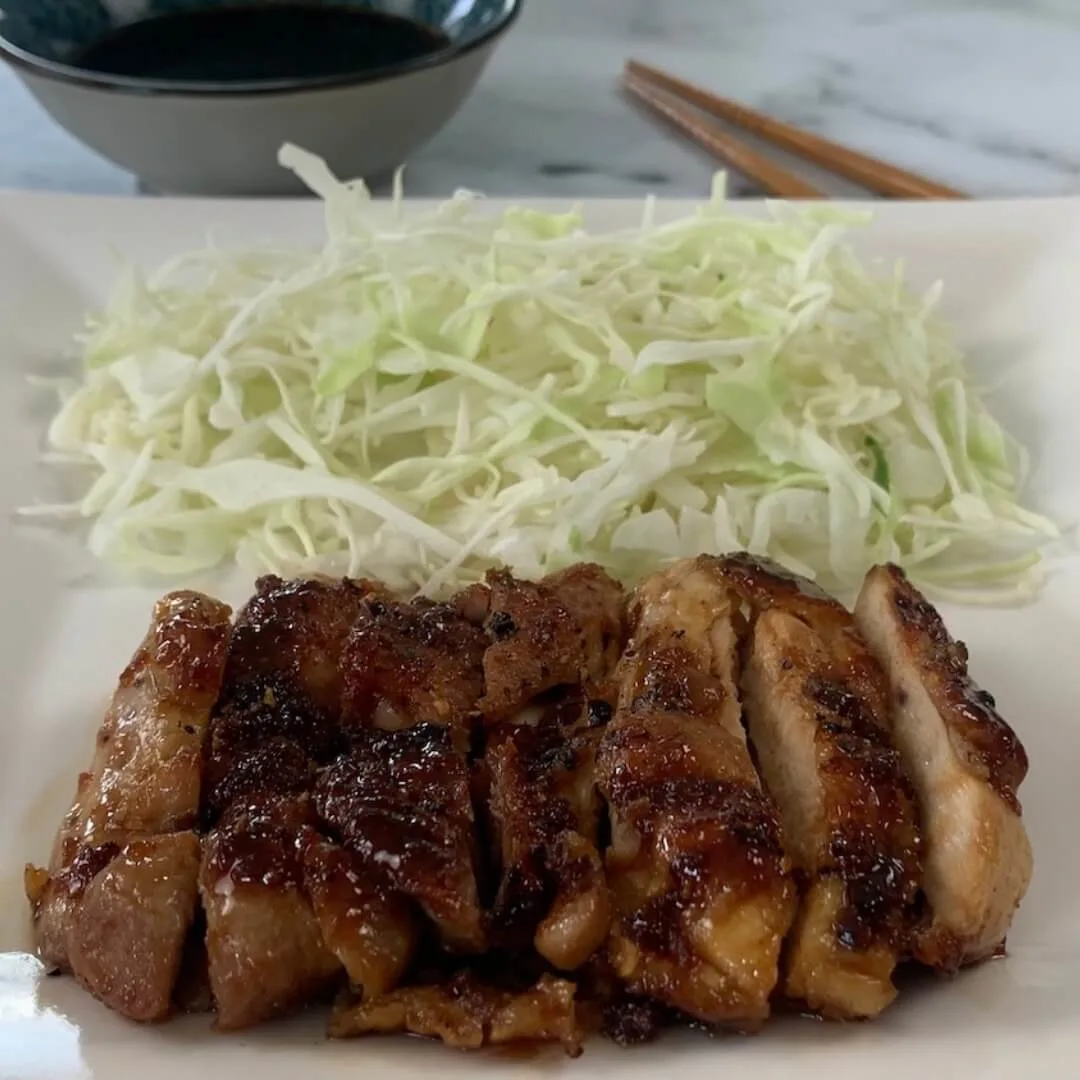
[
  {"xmin": 597, "ymin": 557, "xmax": 797, "ymax": 1028},
  {"xmin": 476, "ymin": 564, "xmax": 624, "ymax": 974},
  {"xmin": 720, "ymin": 554, "xmax": 921, "ymax": 1019},
  {"xmin": 26, "ymin": 590, "xmax": 232, "ymax": 1022},
  {"xmin": 854, "ymin": 564, "xmax": 1032, "ymax": 970},
  {"xmin": 26, "ymin": 559, "xmax": 1033, "ymax": 1049}
]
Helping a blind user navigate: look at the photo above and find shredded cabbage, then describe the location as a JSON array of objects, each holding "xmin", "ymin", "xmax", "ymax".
[{"xmin": 22, "ymin": 144, "xmax": 1058, "ymax": 600}]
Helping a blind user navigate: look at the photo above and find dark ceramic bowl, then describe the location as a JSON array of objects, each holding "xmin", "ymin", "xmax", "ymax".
[{"xmin": 0, "ymin": 0, "xmax": 521, "ymax": 195}]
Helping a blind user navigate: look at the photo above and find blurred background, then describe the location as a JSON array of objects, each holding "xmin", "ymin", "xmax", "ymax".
[{"xmin": 2, "ymin": 0, "xmax": 1077, "ymax": 198}]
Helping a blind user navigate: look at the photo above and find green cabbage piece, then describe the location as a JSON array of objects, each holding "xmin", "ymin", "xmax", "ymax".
[{"xmin": 22, "ymin": 145, "xmax": 1058, "ymax": 602}]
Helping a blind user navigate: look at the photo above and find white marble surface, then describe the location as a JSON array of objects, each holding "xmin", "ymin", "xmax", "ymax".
[{"xmin": 1, "ymin": 0, "xmax": 1079, "ymax": 197}]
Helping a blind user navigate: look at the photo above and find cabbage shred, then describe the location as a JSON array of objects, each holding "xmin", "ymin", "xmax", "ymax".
[{"xmin": 25, "ymin": 145, "xmax": 1057, "ymax": 600}]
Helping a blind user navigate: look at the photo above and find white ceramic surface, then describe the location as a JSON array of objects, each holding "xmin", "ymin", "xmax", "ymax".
[
  {"xmin": 2, "ymin": 0, "xmax": 1079, "ymax": 198},
  {"xmin": 1, "ymin": 193, "xmax": 1080, "ymax": 1079}
]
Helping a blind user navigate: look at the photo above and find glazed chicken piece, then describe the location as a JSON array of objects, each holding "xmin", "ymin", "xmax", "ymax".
[
  {"xmin": 222, "ymin": 575, "xmax": 380, "ymax": 715},
  {"xmin": 721, "ymin": 554, "xmax": 921, "ymax": 1019},
  {"xmin": 203, "ymin": 584, "xmax": 486, "ymax": 1023},
  {"xmin": 333, "ymin": 594, "xmax": 488, "ymax": 959},
  {"xmin": 197, "ymin": 582, "xmax": 401, "ymax": 1028},
  {"xmin": 27, "ymin": 560, "xmax": 1036, "ymax": 1046},
  {"xmin": 198, "ymin": 673, "xmax": 350, "ymax": 1029},
  {"xmin": 854, "ymin": 564, "xmax": 1033, "ymax": 970},
  {"xmin": 303, "ymin": 837, "xmax": 418, "ymax": 998},
  {"xmin": 600, "ymin": 990, "xmax": 673, "ymax": 1046},
  {"xmin": 315, "ymin": 724, "xmax": 485, "ymax": 953},
  {"xmin": 485, "ymin": 692, "xmax": 612, "ymax": 971},
  {"xmin": 200, "ymin": 795, "xmax": 340, "ymax": 1030},
  {"xmin": 68, "ymin": 590, "xmax": 233, "ymax": 847},
  {"xmin": 477, "ymin": 566, "xmax": 624, "ymax": 971},
  {"xmin": 201, "ymin": 675, "xmax": 343, "ymax": 826},
  {"xmin": 458, "ymin": 564, "xmax": 625, "ymax": 721},
  {"xmin": 26, "ymin": 840, "xmax": 112, "ymax": 975},
  {"xmin": 65, "ymin": 835, "xmax": 201, "ymax": 1021},
  {"xmin": 330, "ymin": 971, "xmax": 582, "ymax": 1055},
  {"xmin": 596, "ymin": 557, "xmax": 796, "ymax": 1028},
  {"xmin": 26, "ymin": 591, "xmax": 232, "ymax": 1022},
  {"xmin": 28, "ymin": 834, "xmax": 202, "ymax": 1022},
  {"xmin": 340, "ymin": 595, "xmax": 488, "ymax": 745}
]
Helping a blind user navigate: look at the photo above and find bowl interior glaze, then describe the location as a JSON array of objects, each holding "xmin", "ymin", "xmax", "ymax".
[{"xmin": 0, "ymin": 0, "xmax": 513, "ymax": 66}]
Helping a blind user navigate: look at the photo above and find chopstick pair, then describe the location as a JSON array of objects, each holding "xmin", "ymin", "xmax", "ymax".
[{"xmin": 622, "ymin": 60, "xmax": 966, "ymax": 200}]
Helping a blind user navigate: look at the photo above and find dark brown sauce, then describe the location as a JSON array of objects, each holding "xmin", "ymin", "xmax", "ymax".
[{"xmin": 71, "ymin": 3, "xmax": 450, "ymax": 84}]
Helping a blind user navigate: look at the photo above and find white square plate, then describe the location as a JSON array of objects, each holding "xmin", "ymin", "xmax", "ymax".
[{"xmin": 1, "ymin": 193, "xmax": 1078, "ymax": 1080}]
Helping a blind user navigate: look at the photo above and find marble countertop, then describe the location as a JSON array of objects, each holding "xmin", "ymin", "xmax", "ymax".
[{"xmin": 2, "ymin": 0, "xmax": 1078, "ymax": 198}]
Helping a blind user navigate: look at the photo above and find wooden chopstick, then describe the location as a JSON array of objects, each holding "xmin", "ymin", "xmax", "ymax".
[
  {"xmin": 626, "ymin": 60, "xmax": 966, "ymax": 200},
  {"xmin": 622, "ymin": 71, "xmax": 823, "ymax": 199}
]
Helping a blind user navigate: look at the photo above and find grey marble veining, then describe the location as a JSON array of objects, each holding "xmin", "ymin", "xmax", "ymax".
[{"xmin": 1, "ymin": 0, "xmax": 1078, "ymax": 198}]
